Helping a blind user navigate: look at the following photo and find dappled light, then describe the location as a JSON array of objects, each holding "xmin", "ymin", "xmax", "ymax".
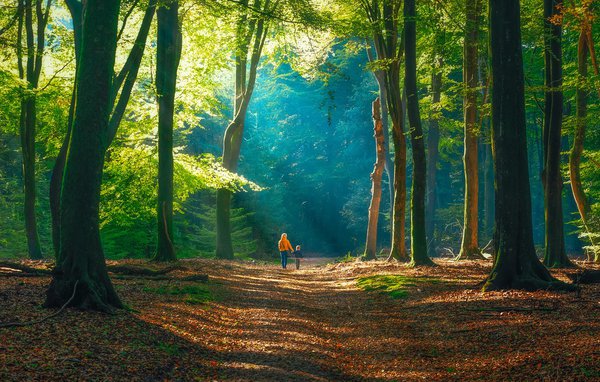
[{"xmin": 2, "ymin": 0, "xmax": 600, "ymax": 380}]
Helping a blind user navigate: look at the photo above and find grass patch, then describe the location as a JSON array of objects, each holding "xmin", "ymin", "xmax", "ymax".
[
  {"xmin": 144, "ymin": 284, "xmax": 213, "ymax": 305},
  {"xmin": 357, "ymin": 274, "xmax": 441, "ymax": 299}
]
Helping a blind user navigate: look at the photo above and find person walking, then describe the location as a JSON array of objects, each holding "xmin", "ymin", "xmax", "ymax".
[
  {"xmin": 293, "ymin": 245, "xmax": 303, "ymax": 270},
  {"xmin": 278, "ymin": 233, "xmax": 293, "ymax": 269}
]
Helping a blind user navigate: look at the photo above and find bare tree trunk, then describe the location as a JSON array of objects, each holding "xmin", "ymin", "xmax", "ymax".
[
  {"xmin": 458, "ymin": 0, "xmax": 484, "ymax": 260},
  {"xmin": 426, "ymin": 67, "xmax": 442, "ymax": 258},
  {"xmin": 154, "ymin": 0, "xmax": 181, "ymax": 262},
  {"xmin": 17, "ymin": 0, "xmax": 51, "ymax": 259},
  {"xmin": 364, "ymin": 98, "xmax": 386, "ymax": 260},
  {"xmin": 484, "ymin": 0, "xmax": 574, "ymax": 291},
  {"xmin": 404, "ymin": 0, "xmax": 432, "ymax": 266},
  {"xmin": 542, "ymin": 0, "xmax": 572, "ymax": 268},
  {"xmin": 45, "ymin": 0, "xmax": 124, "ymax": 312}
]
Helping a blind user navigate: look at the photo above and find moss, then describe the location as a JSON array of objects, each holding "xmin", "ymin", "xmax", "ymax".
[{"xmin": 357, "ymin": 274, "xmax": 441, "ymax": 299}]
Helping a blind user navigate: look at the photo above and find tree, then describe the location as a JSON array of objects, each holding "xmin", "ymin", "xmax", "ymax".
[
  {"xmin": 45, "ymin": 0, "xmax": 124, "ymax": 312},
  {"xmin": 483, "ymin": 0, "xmax": 574, "ymax": 291},
  {"xmin": 49, "ymin": 0, "xmax": 157, "ymax": 258},
  {"xmin": 363, "ymin": 98, "xmax": 386, "ymax": 259},
  {"xmin": 426, "ymin": 61, "xmax": 442, "ymax": 258},
  {"xmin": 361, "ymin": 0, "xmax": 408, "ymax": 261},
  {"xmin": 216, "ymin": 0, "xmax": 272, "ymax": 259},
  {"xmin": 457, "ymin": 0, "xmax": 484, "ymax": 260},
  {"xmin": 16, "ymin": 0, "xmax": 52, "ymax": 259},
  {"xmin": 154, "ymin": 0, "xmax": 182, "ymax": 262},
  {"xmin": 541, "ymin": 0, "xmax": 572, "ymax": 268},
  {"xmin": 569, "ymin": 0, "xmax": 598, "ymax": 263},
  {"xmin": 404, "ymin": 0, "xmax": 433, "ymax": 266}
]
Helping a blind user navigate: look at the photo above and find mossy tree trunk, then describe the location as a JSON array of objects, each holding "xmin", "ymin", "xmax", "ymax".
[
  {"xmin": 216, "ymin": 0, "xmax": 270, "ymax": 259},
  {"xmin": 16, "ymin": 0, "xmax": 51, "ymax": 259},
  {"xmin": 45, "ymin": 0, "xmax": 124, "ymax": 312},
  {"xmin": 404, "ymin": 0, "xmax": 433, "ymax": 266},
  {"xmin": 484, "ymin": 0, "xmax": 575, "ymax": 292},
  {"xmin": 364, "ymin": 98, "xmax": 386, "ymax": 260},
  {"xmin": 458, "ymin": 0, "xmax": 485, "ymax": 260},
  {"xmin": 542, "ymin": 0, "xmax": 572, "ymax": 268},
  {"xmin": 154, "ymin": 0, "xmax": 181, "ymax": 262},
  {"xmin": 49, "ymin": 0, "xmax": 156, "ymax": 258}
]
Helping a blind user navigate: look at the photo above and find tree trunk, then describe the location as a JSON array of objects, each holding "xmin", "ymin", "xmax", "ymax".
[
  {"xmin": 458, "ymin": 0, "xmax": 484, "ymax": 260},
  {"xmin": 50, "ymin": 0, "xmax": 154, "ymax": 258},
  {"xmin": 404, "ymin": 0, "xmax": 432, "ymax": 266},
  {"xmin": 570, "ymin": 18, "xmax": 597, "ymax": 262},
  {"xmin": 45, "ymin": 0, "xmax": 124, "ymax": 312},
  {"xmin": 363, "ymin": 98, "xmax": 386, "ymax": 260},
  {"xmin": 216, "ymin": 0, "xmax": 268, "ymax": 259},
  {"xmin": 17, "ymin": 0, "xmax": 51, "ymax": 260},
  {"xmin": 483, "ymin": 0, "xmax": 575, "ymax": 291},
  {"xmin": 426, "ymin": 68, "xmax": 442, "ymax": 258},
  {"xmin": 542, "ymin": 0, "xmax": 572, "ymax": 268},
  {"xmin": 154, "ymin": 0, "xmax": 180, "ymax": 262}
]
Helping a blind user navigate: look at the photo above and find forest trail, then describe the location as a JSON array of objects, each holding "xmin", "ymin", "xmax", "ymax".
[{"xmin": 1, "ymin": 258, "xmax": 599, "ymax": 381}]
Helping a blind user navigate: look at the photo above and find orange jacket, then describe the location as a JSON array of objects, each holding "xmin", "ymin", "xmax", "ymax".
[{"xmin": 278, "ymin": 237, "xmax": 293, "ymax": 252}]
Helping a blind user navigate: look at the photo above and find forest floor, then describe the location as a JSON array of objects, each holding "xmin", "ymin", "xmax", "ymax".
[{"xmin": 1, "ymin": 257, "xmax": 600, "ymax": 381}]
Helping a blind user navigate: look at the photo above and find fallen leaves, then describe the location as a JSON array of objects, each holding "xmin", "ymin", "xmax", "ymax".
[{"xmin": 0, "ymin": 258, "xmax": 598, "ymax": 381}]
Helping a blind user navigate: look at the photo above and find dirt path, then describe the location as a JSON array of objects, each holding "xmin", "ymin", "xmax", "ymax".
[{"xmin": 1, "ymin": 258, "xmax": 599, "ymax": 381}]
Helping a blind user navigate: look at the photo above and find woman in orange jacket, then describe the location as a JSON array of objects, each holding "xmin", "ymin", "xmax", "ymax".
[{"xmin": 278, "ymin": 233, "xmax": 293, "ymax": 269}]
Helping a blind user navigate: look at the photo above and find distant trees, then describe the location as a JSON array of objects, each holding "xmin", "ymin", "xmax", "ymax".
[
  {"xmin": 361, "ymin": 0, "xmax": 408, "ymax": 262},
  {"xmin": 216, "ymin": 0, "xmax": 271, "ymax": 260},
  {"xmin": 45, "ymin": 0, "xmax": 123, "ymax": 311},
  {"xmin": 155, "ymin": 0, "xmax": 181, "ymax": 262},
  {"xmin": 16, "ymin": 0, "xmax": 52, "ymax": 259}
]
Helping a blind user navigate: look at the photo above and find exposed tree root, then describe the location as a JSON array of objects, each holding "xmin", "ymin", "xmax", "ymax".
[
  {"xmin": 0, "ymin": 281, "xmax": 78, "ymax": 329},
  {"xmin": 566, "ymin": 270, "xmax": 600, "ymax": 284},
  {"xmin": 0, "ymin": 261, "xmax": 52, "ymax": 275}
]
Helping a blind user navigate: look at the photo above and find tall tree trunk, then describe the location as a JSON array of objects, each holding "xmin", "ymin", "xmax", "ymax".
[
  {"xmin": 542, "ymin": 0, "xmax": 572, "ymax": 268},
  {"xmin": 404, "ymin": 0, "xmax": 432, "ymax": 266},
  {"xmin": 17, "ymin": 0, "xmax": 51, "ymax": 259},
  {"xmin": 216, "ymin": 0, "xmax": 269, "ymax": 259},
  {"xmin": 426, "ymin": 67, "xmax": 442, "ymax": 258},
  {"xmin": 50, "ymin": 0, "xmax": 155, "ymax": 258},
  {"xmin": 364, "ymin": 98, "xmax": 386, "ymax": 260},
  {"xmin": 458, "ymin": 0, "xmax": 484, "ymax": 260},
  {"xmin": 483, "ymin": 0, "xmax": 574, "ymax": 291},
  {"xmin": 154, "ymin": 0, "xmax": 180, "ymax": 262},
  {"xmin": 570, "ymin": 15, "xmax": 597, "ymax": 263},
  {"xmin": 45, "ymin": 0, "xmax": 123, "ymax": 312}
]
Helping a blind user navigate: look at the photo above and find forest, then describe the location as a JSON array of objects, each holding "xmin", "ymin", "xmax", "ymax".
[{"xmin": 0, "ymin": 0, "xmax": 599, "ymax": 380}]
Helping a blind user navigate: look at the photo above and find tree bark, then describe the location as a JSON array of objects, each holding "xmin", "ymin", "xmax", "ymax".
[
  {"xmin": 363, "ymin": 0, "xmax": 408, "ymax": 262},
  {"xmin": 542, "ymin": 0, "xmax": 572, "ymax": 268},
  {"xmin": 363, "ymin": 98, "xmax": 386, "ymax": 260},
  {"xmin": 426, "ymin": 68, "xmax": 442, "ymax": 258},
  {"xmin": 45, "ymin": 0, "xmax": 124, "ymax": 312},
  {"xmin": 570, "ymin": 12, "xmax": 598, "ymax": 263},
  {"xmin": 17, "ymin": 0, "xmax": 51, "ymax": 259},
  {"xmin": 457, "ymin": 0, "xmax": 484, "ymax": 260},
  {"xmin": 50, "ymin": 0, "xmax": 155, "ymax": 258},
  {"xmin": 404, "ymin": 0, "xmax": 432, "ymax": 266},
  {"xmin": 154, "ymin": 0, "xmax": 180, "ymax": 262},
  {"xmin": 216, "ymin": 0, "xmax": 269, "ymax": 259},
  {"xmin": 483, "ymin": 0, "xmax": 575, "ymax": 292}
]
